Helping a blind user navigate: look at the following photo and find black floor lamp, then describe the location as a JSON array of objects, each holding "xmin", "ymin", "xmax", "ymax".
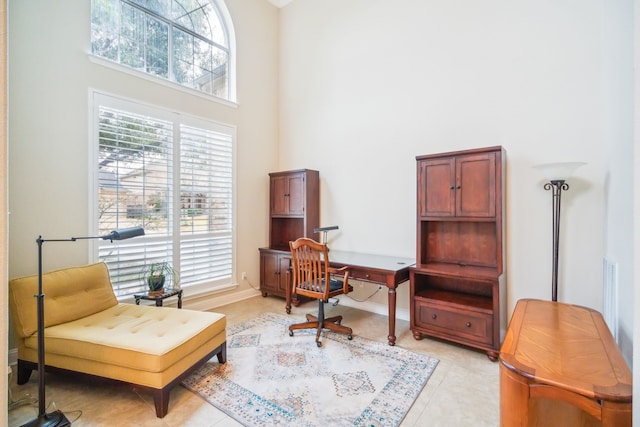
[
  {"xmin": 534, "ymin": 162, "xmax": 585, "ymax": 302},
  {"xmin": 22, "ymin": 226, "xmax": 145, "ymax": 427}
]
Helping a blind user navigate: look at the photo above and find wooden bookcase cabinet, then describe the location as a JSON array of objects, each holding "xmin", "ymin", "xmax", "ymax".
[
  {"xmin": 411, "ymin": 146, "xmax": 505, "ymax": 360},
  {"xmin": 260, "ymin": 169, "xmax": 320, "ymax": 298}
]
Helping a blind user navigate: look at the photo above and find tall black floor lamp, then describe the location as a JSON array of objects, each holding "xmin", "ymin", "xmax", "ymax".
[
  {"xmin": 23, "ymin": 226, "xmax": 145, "ymax": 427},
  {"xmin": 535, "ymin": 162, "xmax": 585, "ymax": 302}
]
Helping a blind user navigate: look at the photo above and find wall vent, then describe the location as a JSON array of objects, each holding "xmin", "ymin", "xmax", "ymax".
[{"xmin": 602, "ymin": 257, "xmax": 619, "ymax": 343}]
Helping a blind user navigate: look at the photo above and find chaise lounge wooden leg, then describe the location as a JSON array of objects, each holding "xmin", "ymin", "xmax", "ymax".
[
  {"xmin": 151, "ymin": 342, "xmax": 227, "ymax": 418},
  {"xmin": 153, "ymin": 387, "xmax": 170, "ymax": 418},
  {"xmin": 216, "ymin": 342, "xmax": 227, "ymax": 363}
]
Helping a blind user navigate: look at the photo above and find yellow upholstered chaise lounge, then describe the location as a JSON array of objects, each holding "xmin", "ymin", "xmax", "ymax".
[{"xmin": 9, "ymin": 262, "xmax": 226, "ymax": 418}]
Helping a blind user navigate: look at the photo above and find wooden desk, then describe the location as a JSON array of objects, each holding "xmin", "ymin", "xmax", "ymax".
[
  {"xmin": 499, "ymin": 299, "xmax": 632, "ymax": 427},
  {"xmin": 285, "ymin": 250, "xmax": 414, "ymax": 346}
]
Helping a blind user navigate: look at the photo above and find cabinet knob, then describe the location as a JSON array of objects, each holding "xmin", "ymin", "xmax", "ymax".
[
  {"xmin": 432, "ymin": 314, "xmax": 437, "ymax": 320},
  {"xmin": 449, "ymin": 185, "xmax": 455, "ymax": 190},
  {"xmin": 456, "ymin": 185, "xmax": 461, "ymax": 189},
  {"xmin": 466, "ymin": 322, "xmax": 472, "ymax": 328}
]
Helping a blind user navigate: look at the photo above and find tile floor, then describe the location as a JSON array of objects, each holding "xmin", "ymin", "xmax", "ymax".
[{"xmin": 8, "ymin": 295, "xmax": 499, "ymax": 426}]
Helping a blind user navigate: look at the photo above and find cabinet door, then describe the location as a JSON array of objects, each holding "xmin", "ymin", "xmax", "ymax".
[
  {"xmin": 456, "ymin": 153, "xmax": 496, "ymax": 217},
  {"xmin": 286, "ymin": 173, "xmax": 305, "ymax": 216},
  {"xmin": 270, "ymin": 176, "xmax": 288, "ymax": 216},
  {"xmin": 276, "ymin": 255, "xmax": 291, "ymax": 295},
  {"xmin": 260, "ymin": 252, "xmax": 280, "ymax": 293},
  {"xmin": 419, "ymin": 158, "xmax": 455, "ymax": 217},
  {"xmin": 271, "ymin": 173, "xmax": 305, "ymax": 216}
]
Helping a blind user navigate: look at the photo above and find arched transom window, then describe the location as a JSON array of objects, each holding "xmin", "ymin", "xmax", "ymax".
[{"xmin": 91, "ymin": 0, "xmax": 235, "ymax": 101}]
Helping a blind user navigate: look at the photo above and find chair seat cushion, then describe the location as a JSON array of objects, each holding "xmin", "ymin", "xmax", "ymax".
[
  {"xmin": 22, "ymin": 303, "xmax": 226, "ymax": 374},
  {"xmin": 327, "ymin": 279, "xmax": 344, "ymax": 291}
]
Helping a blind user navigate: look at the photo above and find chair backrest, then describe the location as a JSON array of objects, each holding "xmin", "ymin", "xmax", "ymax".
[{"xmin": 289, "ymin": 237, "xmax": 333, "ymax": 300}]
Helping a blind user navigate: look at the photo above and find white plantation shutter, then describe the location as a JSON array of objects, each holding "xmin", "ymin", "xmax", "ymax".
[
  {"xmin": 179, "ymin": 124, "xmax": 233, "ymax": 286},
  {"xmin": 93, "ymin": 92, "xmax": 234, "ymax": 298}
]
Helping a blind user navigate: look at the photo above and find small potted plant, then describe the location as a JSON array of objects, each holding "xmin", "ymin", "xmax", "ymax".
[{"xmin": 142, "ymin": 261, "xmax": 179, "ymax": 295}]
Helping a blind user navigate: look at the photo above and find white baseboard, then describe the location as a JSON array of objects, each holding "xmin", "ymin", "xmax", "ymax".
[{"xmin": 183, "ymin": 287, "xmax": 262, "ymax": 312}]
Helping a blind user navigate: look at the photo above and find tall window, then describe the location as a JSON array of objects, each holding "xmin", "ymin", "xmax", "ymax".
[
  {"xmin": 92, "ymin": 92, "xmax": 235, "ymax": 298},
  {"xmin": 91, "ymin": 0, "xmax": 235, "ymax": 101}
]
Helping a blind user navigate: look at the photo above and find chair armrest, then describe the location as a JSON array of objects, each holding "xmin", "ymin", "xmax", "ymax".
[{"xmin": 329, "ymin": 266, "xmax": 350, "ymax": 293}]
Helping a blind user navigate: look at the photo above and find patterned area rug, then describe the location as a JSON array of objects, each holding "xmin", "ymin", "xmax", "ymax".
[{"xmin": 182, "ymin": 312, "xmax": 439, "ymax": 426}]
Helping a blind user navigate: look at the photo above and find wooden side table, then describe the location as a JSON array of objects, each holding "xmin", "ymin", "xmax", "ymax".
[
  {"xmin": 134, "ymin": 289, "xmax": 183, "ymax": 308},
  {"xmin": 499, "ymin": 299, "xmax": 632, "ymax": 427}
]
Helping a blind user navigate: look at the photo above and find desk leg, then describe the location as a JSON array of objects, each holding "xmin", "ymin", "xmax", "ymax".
[
  {"xmin": 178, "ymin": 291, "xmax": 183, "ymax": 309},
  {"xmin": 387, "ymin": 284, "xmax": 397, "ymax": 346}
]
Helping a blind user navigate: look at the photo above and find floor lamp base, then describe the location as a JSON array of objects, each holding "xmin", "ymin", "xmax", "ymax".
[{"xmin": 20, "ymin": 410, "xmax": 71, "ymax": 427}]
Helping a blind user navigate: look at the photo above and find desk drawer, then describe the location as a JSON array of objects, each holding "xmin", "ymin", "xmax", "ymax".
[
  {"xmin": 414, "ymin": 300, "xmax": 493, "ymax": 345},
  {"xmin": 349, "ymin": 268, "xmax": 387, "ymax": 284}
]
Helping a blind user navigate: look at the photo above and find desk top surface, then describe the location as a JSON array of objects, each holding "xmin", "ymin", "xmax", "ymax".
[
  {"xmin": 328, "ymin": 250, "xmax": 415, "ymax": 273},
  {"xmin": 499, "ymin": 299, "xmax": 632, "ymax": 402}
]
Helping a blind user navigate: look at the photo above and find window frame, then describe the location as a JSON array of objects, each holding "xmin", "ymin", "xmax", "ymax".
[
  {"xmin": 90, "ymin": 0, "xmax": 237, "ymax": 104},
  {"xmin": 89, "ymin": 89, "xmax": 238, "ymax": 300}
]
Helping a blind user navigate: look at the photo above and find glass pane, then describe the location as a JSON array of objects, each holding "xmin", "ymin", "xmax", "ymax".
[
  {"xmin": 192, "ymin": 38, "xmax": 212, "ymax": 93},
  {"xmin": 98, "ymin": 106, "xmax": 173, "ymax": 237},
  {"xmin": 146, "ymin": 15, "xmax": 169, "ymax": 77},
  {"xmin": 120, "ymin": 3, "xmax": 145, "ymax": 69},
  {"xmin": 173, "ymin": 28, "xmax": 194, "ymax": 86},
  {"xmin": 211, "ymin": 46, "xmax": 228, "ymax": 98},
  {"xmin": 92, "ymin": 0, "xmax": 120, "ymax": 60},
  {"xmin": 131, "ymin": 0, "xmax": 171, "ymax": 19},
  {"xmin": 180, "ymin": 123, "xmax": 232, "ymax": 235}
]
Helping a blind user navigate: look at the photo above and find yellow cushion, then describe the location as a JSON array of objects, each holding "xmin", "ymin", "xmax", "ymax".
[
  {"xmin": 9, "ymin": 262, "xmax": 118, "ymax": 338},
  {"xmin": 22, "ymin": 303, "xmax": 226, "ymax": 373}
]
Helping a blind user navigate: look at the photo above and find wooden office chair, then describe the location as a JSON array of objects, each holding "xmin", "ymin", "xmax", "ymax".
[{"xmin": 287, "ymin": 237, "xmax": 353, "ymax": 347}]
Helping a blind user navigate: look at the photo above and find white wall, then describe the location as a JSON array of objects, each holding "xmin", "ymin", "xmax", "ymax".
[
  {"xmin": 278, "ymin": 0, "xmax": 625, "ymax": 323},
  {"xmin": 7, "ymin": 0, "xmax": 279, "ymax": 342},
  {"xmin": 600, "ymin": 0, "xmax": 634, "ymax": 366}
]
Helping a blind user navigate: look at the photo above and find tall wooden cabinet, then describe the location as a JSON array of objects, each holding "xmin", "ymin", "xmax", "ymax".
[
  {"xmin": 410, "ymin": 146, "xmax": 505, "ymax": 360},
  {"xmin": 259, "ymin": 169, "xmax": 320, "ymax": 298}
]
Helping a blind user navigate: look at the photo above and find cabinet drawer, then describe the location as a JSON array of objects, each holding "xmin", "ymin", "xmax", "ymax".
[
  {"xmin": 415, "ymin": 300, "xmax": 493, "ymax": 345},
  {"xmin": 349, "ymin": 268, "xmax": 387, "ymax": 284}
]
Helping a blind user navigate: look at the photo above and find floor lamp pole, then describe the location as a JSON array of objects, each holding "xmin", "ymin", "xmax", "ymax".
[
  {"xmin": 544, "ymin": 180, "xmax": 569, "ymax": 302},
  {"xmin": 21, "ymin": 227, "xmax": 144, "ymax": 427},
  {"xmin": 21, "ymin": 237, "xmax": 71, "ymax": 427}
]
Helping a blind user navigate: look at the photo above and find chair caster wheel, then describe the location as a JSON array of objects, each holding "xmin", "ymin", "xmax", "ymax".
[
  {"xmin": 289, "ymin": 331, "xmax": 294, "ymax": 337},
  {"xmin": 347, "ymin": 335, "xmax": 353, "ymax": 340},
  {"xmin": 316, "ymin": 341, "xmax": 322, "ymax": 347}
]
